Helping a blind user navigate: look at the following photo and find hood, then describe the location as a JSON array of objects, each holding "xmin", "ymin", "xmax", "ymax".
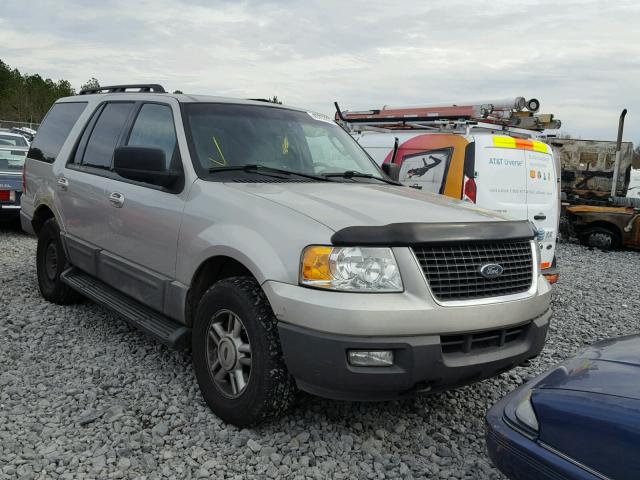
[
  {"xmin": 227, "ymin": 182, "xmax": 505, "ymax": 231},
  {"xmin": 535, "ymin": 334, "xmax": 640, "ymax": 400}
]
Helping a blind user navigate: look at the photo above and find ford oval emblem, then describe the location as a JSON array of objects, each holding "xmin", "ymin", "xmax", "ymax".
[{"xmin": 480, "ymin": 263, "xmax": 504, "ymax": 279}]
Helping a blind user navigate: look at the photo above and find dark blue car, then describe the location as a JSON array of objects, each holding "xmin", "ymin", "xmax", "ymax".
[
  {"xmin": 486, "ymin": 334, "xmax": 640, "ymax": 480},
  {"xmin": 0, "ymin": 144, "xmax": 27, "ymax": 217}
]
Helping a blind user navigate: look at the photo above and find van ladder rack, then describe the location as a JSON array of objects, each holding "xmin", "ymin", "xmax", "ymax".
[
  {"xmin": 334, "ymin": 99, "xmax": 561, "ymax": 132},
  {"xmin": 79, "ymin": 84, "xmax": 166, "ymax": 95}
]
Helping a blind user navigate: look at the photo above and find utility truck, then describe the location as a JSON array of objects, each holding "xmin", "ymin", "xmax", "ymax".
[{"xmin": 336, "ymin": 97, "xmax": 561, "ymax": 282}]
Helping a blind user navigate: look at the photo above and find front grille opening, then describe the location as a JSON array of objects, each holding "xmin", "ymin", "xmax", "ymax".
[
  {"xmin": 413, "ymin": 240, "xmax": 534, "ymax": 302},
  {"xmin": 441, "ymin": 323, "xmax": 530, "ymax": 355}
]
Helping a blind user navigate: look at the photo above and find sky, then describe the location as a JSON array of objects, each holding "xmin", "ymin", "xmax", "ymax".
[{"xmin": 1, "ymin": 0, "xmax": 639, "ymax": 142}]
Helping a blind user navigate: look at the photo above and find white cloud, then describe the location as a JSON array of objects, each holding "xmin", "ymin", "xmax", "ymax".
[{"xmin": 1, "ymin": 0, "xmax": 639, "ymax": 141}]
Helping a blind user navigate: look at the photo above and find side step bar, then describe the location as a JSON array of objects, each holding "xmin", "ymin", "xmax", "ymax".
[{"xmin": 61, "ymin": 268, "xmax": 191, "ymax": 350}]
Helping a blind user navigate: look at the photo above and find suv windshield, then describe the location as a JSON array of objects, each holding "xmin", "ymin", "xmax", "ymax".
[
  {"xmin": 183, "ymin": 103, "xmax": 384, "ymax": 180},
  {"xmin": 0, "ymin": 147, "xmax": 27, "ymax": 171}
]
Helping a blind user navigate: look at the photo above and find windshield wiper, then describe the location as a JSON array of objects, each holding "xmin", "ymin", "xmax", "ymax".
[
  {"xmin": 207, "ymin": 164, "xmax": 332, "ymax": 182},
  {"xmin": 323, "ymin": 170, "xmax": 401, "ymax": 185}
]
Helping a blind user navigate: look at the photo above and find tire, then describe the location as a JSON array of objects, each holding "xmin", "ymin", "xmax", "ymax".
[
  {"xmin": 578, "ymin": 226, "xmax": 621, "ymax": 250},
  {"xmin": 36, "ymin": 218, "xmax": 84, "ymax": 304},
  {"xmin": 192, "ymin": 276, "xmax": 296, "ymax": 427}
]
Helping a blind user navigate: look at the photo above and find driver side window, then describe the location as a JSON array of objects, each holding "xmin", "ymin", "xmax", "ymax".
[{"xmin": 127, "ymin": 103, "xmax": 178, "ymax": 168}]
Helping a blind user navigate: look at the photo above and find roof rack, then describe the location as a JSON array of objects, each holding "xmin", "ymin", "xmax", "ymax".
[{"xmin": 78, "ymin": 84, "xmax": 166, "ymax": 95}]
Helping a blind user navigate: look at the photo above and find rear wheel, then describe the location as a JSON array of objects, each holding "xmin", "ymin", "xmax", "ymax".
[
  {"xmin": 192, "ymin": 276, "xmax": 296, "ymax": 426},
  {"xmin": 36, "ymin": 218, "xmax": 83, "ymax": 304},
  {"xmin": 579, "ymin": 226, "xmax": 621, "ymax": 250}
]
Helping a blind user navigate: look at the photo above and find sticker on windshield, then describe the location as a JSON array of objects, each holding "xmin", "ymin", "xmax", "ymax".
[{"xmin": 307, "ymin": 111, "xmax": 335, "ymax": 124}]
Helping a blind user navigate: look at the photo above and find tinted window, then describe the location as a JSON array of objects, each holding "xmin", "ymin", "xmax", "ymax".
[
  {"xmin": 82, "ymin": 103, "xmax": 134, "ymax": 169},
  {"xmin": 127, "ymin": 104, "xmax": 177, "ymax": 167},
  {"xmin": 28, "ymin": 102, "xmax": 87, "ymax": 163}
]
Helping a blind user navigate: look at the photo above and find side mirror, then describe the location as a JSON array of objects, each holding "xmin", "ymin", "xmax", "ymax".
[
  {"xmin": 381, "ymin": 162, "xmax": 400, "ymax": 181},
  {"xmin": 113, "ymin": 146, "xmax": 181, "ymax": 189}
]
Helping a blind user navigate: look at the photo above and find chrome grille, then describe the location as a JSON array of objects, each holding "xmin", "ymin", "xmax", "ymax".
[{"xmin": 413, "ymin": 240, "xmax": 534, "ymax": 301}]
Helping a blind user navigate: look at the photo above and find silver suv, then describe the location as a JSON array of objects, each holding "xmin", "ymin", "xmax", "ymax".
[{"xmin": 21, "ymin": 84, "xmax": 552, "ymax": 426}]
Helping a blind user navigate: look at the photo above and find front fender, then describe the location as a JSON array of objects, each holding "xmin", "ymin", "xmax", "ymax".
[{"xmin": 176, "ymin": 182, "xmax": 335, "ymax": 287}]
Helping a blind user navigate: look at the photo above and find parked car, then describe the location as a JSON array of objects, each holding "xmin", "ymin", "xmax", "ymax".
[
  {"xmin": 0, "ymin": 145, "xmax": 27, "ymax": 217},
  {"xmin": 0, "ymin": 130, "xmax": 30, "ymax": 148},
  {"xmin": 9, "ymin": 127, "xmax": 36, "ymax": 144},
  {"xmin": 564, "ymin": 202, "xmax": 640, "ymax": 250},
  {"xmin": 21, "ymin": 84, "xmax": 552, "ymax": 426},
  {"xmin": 486, "ymin": 334, "xmax": 640, "ymax": 480}
]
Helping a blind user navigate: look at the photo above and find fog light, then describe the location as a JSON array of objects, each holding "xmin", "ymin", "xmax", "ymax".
[{"xmin": 348, "ymin": 350, "xmax": 394, "ymax": 367}]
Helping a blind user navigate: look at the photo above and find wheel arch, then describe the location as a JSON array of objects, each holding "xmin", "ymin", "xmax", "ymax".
[
  {"xmin": 580, "ymin": 220, "xmax": 623, "ymax": 239},
  {"xmin": 185, "ymin": 255, "xmax": 255, "ymax": 327},
  {"xmin": 32, "ymin": 204, "xmax": 57, "ymax": 235}
]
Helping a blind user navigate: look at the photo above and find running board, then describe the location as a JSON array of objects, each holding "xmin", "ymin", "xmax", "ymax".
[{"xmin": 61, "ymin": 268, "xmax": 191, "ymax": 350}]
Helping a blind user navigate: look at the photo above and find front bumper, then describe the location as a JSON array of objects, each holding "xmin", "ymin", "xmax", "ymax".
[
  {"xmin": 277, "ymin": 309, "xmax": 550, "ymax": 401},
  {"xmin": 486, "ymin": 386, "xmax": 600, "ymax": 480}
]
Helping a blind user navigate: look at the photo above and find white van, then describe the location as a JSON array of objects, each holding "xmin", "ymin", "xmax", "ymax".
[{"xmin": 354, "ymin": 130, "xmax": 560, "ymax": 282}]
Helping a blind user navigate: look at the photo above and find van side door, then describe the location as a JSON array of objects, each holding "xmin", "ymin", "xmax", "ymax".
[{"xmin": 100, "ymin": 101, "xmax": 187, "ymax": 317}]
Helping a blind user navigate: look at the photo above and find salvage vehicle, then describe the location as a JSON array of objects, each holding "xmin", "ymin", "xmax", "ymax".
[
  {"xmin": 557, "ymin": 109, "xmax": 640, "ymax": 250},
  {"xmin": 22, "ymin": 84, "xmax": 552, "ymax": 426},
  {"xmin": 565, "ymin": 203, "xmax": 640, "ymax": 250},
  {"xmin": 0, "ymin": 144, "xmax": 27, "ymax": 217},
  {"xmin": 336, "ymin": 98, "xmax": 561, "ymax": 283},
  {"xmin": 486, "ymin": 334, "xmax": 640, "ymax": 480}
]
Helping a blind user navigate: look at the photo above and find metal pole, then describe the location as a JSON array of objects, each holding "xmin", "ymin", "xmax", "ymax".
[{"xmin": 611, "ymin": 109, "xmax": 627, "ymax": 198}]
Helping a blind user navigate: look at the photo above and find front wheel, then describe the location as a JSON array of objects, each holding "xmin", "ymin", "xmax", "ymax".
[{"xmin": 192, "ymin": 277, "xmax": 296, "ymax": 426}]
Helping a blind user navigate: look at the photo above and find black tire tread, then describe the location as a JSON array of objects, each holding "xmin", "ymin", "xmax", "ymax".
[
  {"xmin": 36, "ymin": 218, "xmax": 84, "ymax": 305},
  {"xmin": 192, "ymin": 276, "xmax": 296, "ymax": 427},
  {"xmin": 579, "ymin": 225, "xmax": 621, "ymax": 250}
]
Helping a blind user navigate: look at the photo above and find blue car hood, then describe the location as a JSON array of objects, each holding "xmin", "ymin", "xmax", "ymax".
[{"xmin": 535, "ymin": 334, "xmax": 640, "ymax": 400}]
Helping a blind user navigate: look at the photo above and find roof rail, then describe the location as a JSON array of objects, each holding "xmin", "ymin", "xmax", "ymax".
[{"xmin": 78, "ymin": 84, "xmax": 166, "ymax": 95}]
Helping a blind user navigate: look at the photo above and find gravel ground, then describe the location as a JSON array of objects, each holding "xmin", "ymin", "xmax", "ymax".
[{"xmin": 1, "ymin": 218, "xmax": 639, "ymax": 480}]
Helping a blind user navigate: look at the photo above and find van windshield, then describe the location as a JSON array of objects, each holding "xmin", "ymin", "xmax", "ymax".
[{"xmin": 183, "ymin": 103, "xmax": 383, "ymax": 180}]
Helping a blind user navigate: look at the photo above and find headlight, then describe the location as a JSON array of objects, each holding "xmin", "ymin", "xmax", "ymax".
[
  {"xmin": 515, "ymin": 390, "xmax": 539, "ymax": 432},
  {"xmin": 300, "ymin": 246, "xmax": 403, "ymax": 292}
]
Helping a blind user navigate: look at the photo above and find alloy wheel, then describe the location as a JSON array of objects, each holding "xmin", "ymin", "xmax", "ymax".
[{"xmin": 205, "ymin": 309, "xmax": 252, "ymax": 398}]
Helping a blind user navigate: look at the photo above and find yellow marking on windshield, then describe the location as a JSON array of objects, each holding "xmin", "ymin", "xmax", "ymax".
[
  {"xmin": 282, "ymin": 136, "xmax": 289, "ymax": 155},
  {"xmin": 208, "ymin": 136, "xmax": 227, "ymax": 166}
]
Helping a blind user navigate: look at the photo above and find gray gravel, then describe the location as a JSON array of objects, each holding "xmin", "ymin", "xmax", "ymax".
[{"xmin": 1, "ymin": 218, "xmax": 639, "ymax": 480}]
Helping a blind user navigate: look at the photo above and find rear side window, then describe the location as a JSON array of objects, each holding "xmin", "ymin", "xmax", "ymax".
[
  {"xmin": 127, "ymin": 104, "xmax": 177, "ymax": 168},
  {"xmin": 28, "ymin": 102, "xmax": 87, "ymax": 163},
  {"xmin": 81, "ymin": 103, "xmax": 135, "ymax": 169}
]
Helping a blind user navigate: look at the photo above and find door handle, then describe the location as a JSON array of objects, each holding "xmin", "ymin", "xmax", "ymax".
[
  {"xmin": 57, "ymin": 177, "xmax": 69, "ymax": 191},
  {"xmin": 534, "ymin": 213, "xmax": 546, "ymax": 220},
  {"xmin": 109, "ymin": 192, "xmax": 125, "ymax": 208}
]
